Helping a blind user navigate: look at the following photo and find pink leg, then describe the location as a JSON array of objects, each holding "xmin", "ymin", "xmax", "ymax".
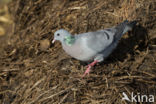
[{"xmin": 82, "ymin": 60, "xmax": 98, "ymax": 77}]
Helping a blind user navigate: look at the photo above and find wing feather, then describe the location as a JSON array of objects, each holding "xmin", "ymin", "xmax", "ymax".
[{"xmin": 79, "ymin": 29, "xmax": 116, "ymax": 53}]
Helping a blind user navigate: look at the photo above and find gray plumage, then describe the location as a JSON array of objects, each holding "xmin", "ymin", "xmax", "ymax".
[{"xmin": 53, "ymin": 20, "xmax": 136, "ymax": 63}]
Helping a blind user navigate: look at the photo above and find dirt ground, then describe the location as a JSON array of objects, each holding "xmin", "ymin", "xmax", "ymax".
[{"xmin": 0, "ymin": 0, "xmax": 156, "ymax": 104}]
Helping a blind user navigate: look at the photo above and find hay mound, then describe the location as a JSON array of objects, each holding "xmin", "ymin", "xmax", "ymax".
[{"xmin": 0, "ymin": 0, "xmax": 156, "ymax": 103}]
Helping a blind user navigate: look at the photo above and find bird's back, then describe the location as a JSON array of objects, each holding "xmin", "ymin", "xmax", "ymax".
[{"xmin": 62, "ymin": 20, "xmax": 136, "ymax": 62}]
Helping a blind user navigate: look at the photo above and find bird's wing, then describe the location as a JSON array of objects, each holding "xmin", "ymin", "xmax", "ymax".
[
  {"xmin": 79, "ymin": 20, "xmax": 134, "ymax": 53},
  {"xmin": 78, "ymin": 28, "xmax": 116, "ymax": 53}
]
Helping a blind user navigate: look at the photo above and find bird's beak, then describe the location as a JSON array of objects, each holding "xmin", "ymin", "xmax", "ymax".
[{"xmin": 52, "ymin": 39, "xmax": 56, "ymax": 44}]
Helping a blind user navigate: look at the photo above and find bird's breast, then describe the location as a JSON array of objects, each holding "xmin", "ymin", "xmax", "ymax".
[{"xmin": 62, "ymin": 40, "xmax": 96, "ymax": 61}]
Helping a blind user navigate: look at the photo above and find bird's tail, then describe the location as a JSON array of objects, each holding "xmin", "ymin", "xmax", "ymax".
[
  {"xmin": 114, "ymin": 20, "xmax": 137, "ymax": 40},
  {"xmin": 123, "ymin": 20, "xmax": 137, "ymax": 34}
]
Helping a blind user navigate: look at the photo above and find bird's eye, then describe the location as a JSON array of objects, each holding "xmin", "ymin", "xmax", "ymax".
[{"xmin": 57, "ymin": 33, "xmax": 60, "ymax": 36}]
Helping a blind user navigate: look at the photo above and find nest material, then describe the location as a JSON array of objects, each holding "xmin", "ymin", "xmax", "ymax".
[{"xmin": 0, "ymin": 0, "xmax": 156, "ymax": 104}]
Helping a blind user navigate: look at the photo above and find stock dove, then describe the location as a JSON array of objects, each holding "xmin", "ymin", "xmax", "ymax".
[{"xmin": 52, "ymin": 20, "xmax": 136, "ymax": 77}]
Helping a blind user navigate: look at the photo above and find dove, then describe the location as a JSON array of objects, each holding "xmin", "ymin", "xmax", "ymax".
[{"xmin": 52, "ymin": 20, "xmax": 136, "ymax": 77}]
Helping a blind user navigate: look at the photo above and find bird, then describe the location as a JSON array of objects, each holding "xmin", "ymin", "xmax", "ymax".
[{"xmin": 52, "ymin": 20, "xmax": 136, "ymax": 77}]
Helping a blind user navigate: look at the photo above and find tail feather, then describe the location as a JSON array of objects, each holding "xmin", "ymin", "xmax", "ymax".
[
  {"xmin": 123, "ymin": 20, "xmax": 137, "ymax": 34},
  {"xmin": 114, "ymin": 20, "xmax": 137, "ymax": 40},
  {"xmin": 127, "ymin": 20, "xmax": 137, "ymax": 28}
]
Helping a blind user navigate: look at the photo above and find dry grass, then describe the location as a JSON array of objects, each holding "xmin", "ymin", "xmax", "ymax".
[{"xmin": 0, "ymin": 0, "xmax": 156, "ymax": 104}]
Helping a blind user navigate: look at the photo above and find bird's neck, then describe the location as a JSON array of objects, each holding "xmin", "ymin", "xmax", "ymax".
[{"xmin": 64, "ymin": 35, "xmax": 75, "ymax": 46}]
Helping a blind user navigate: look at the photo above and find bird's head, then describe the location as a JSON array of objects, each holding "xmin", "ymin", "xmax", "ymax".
[
  {"xmin": 52, "ymin": 29, "xmax": 71, "ymax": 43},
  {"xmin": 52, "ymin": 29, "xmax": 75, "ymax": 46}
]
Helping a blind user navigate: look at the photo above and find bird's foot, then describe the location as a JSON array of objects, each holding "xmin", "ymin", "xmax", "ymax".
[
  {"xmin": 81, "ymin": 60, "xmax": 98, "ymax": 78},
  {"xmin": 82, "ymin": 65, "xmax": 91, "ymax": 77}
]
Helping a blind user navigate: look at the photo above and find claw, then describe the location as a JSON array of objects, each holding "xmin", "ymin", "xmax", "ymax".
[
  {"xmin": 82, "ymin": 60, "xmax": 98, "ymax": 78},
  {"xmin": 82, "ymin": 65, "xmax": 91, "ymax": 77}
]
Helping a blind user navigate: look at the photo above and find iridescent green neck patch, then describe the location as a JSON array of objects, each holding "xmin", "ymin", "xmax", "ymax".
[{"xmin": 64, "ymin": 36, "xmax": 75, "ymax": 46}]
